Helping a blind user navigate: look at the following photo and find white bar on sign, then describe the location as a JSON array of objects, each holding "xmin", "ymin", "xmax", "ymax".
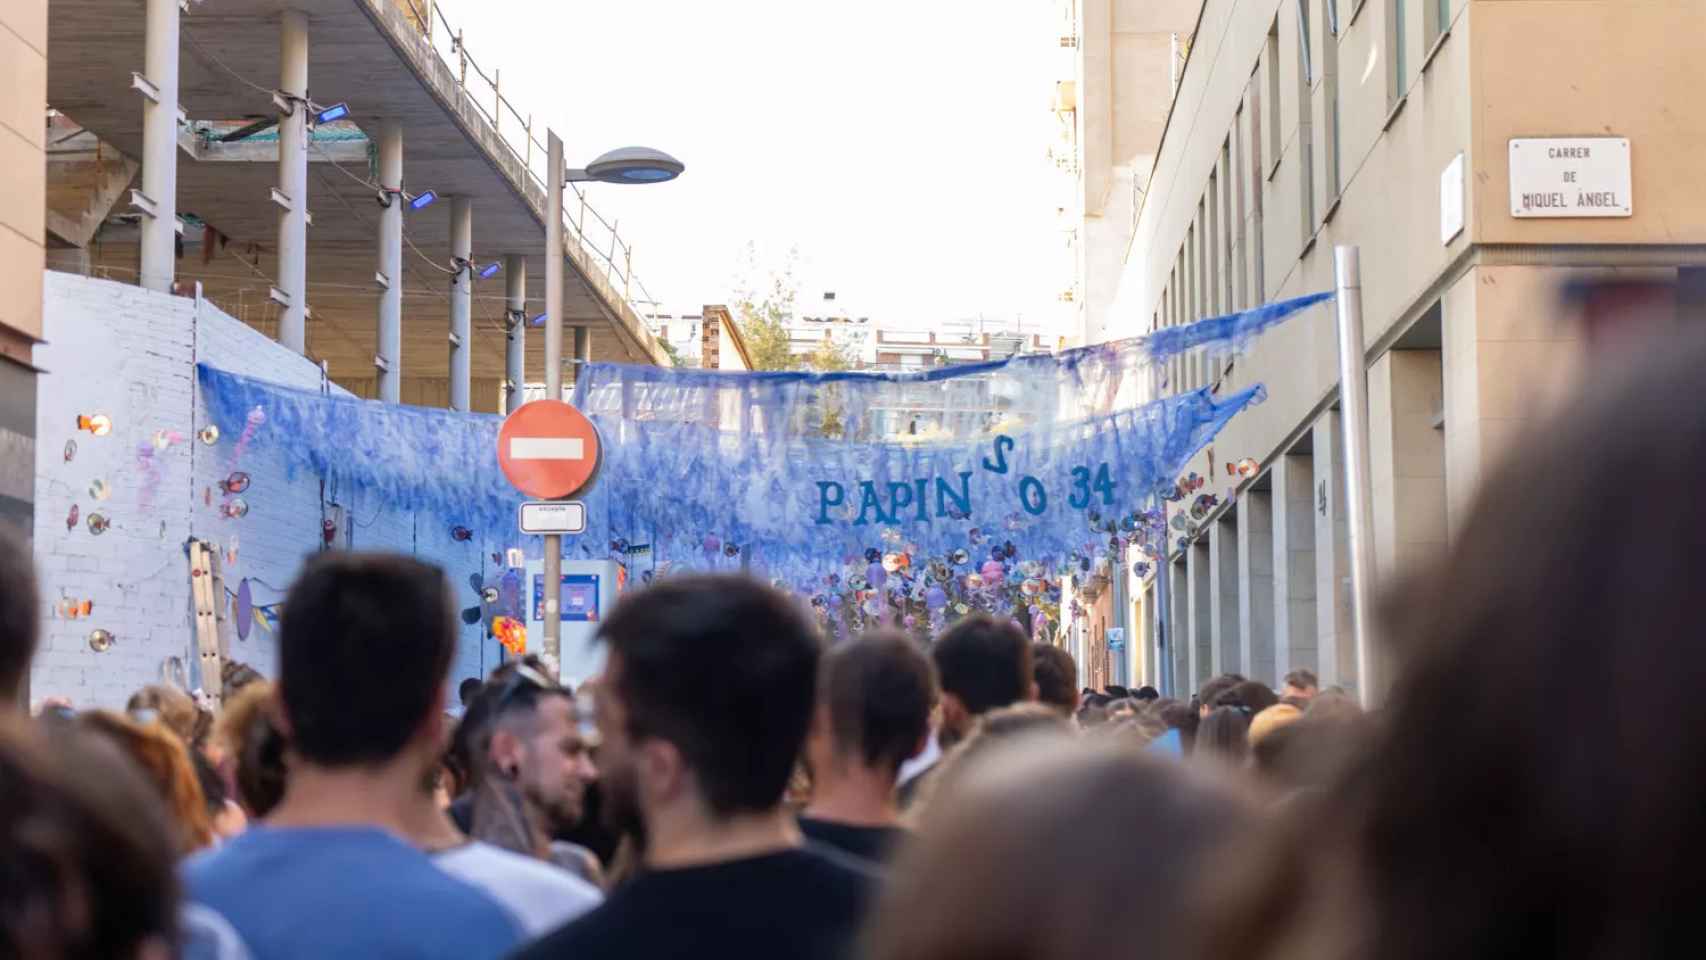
[
  {"xmin": 510, "ymin": 437, "xmax": 585, "ymax": 460},
  {"xmin": 519, "ymin": 501, "xmax": 587, "ymax": 534}
]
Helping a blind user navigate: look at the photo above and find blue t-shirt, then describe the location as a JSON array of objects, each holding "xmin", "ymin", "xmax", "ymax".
[{"xmin": 182, "ymin": 825, "xmax": 523, "ymax": 960}]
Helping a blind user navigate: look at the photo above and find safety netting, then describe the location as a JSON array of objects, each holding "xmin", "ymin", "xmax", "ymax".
[{"xmin": 199, "ymin": 290, "xmax": 1330, "ymax": 638}]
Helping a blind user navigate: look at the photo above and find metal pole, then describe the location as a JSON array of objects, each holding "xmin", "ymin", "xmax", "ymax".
[
  {"xmin": 542, "ymin": 131, "xmax": 565, "ymax": 668},
  {"xmin": 139, "ymin": 0, "xmax": 180, "ymax": 293},
  {"xmin": 448, "ymin": 197, "xmax": 472, "ymax": 411},
  {"xmin": 1333, "ymin": 245, "xmax": 1377, "ymax": 707},
  {"xmin": 376, "ymin": 121, "xmax": 403, "ymax": 403},
  {"xmin": 572, "ymin": 326, "xmax": 589, "ymax": 400},
  {"xmin": 503, "ymin": 254, "xmax": 526, "ymax": 414},
  {"xmin": 276, "ymin": 11, "xmax": 309, "ymax": 353}
]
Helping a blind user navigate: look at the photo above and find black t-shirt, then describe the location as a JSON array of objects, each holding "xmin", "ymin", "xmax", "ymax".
[
  {"xmin": 798, "ymin": 817, "xmax": 910, "ymax": 865},
  {"xmin": 510, "ymin": 845, "xmax": 877, "ymax": 960}
]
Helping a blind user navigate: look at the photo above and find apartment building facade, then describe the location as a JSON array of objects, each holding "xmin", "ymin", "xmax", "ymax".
[
  {"xmin": 1, "ymin": 0, "xmax": 46, "ymax": 542},
  {"xmin": 1120, "ymin": 0, "xmax": 1706, "ymax": 697}
]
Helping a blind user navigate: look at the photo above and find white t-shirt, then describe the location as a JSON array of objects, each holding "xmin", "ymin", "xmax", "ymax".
[{"xmin": 433, "ymin": 841, "xmax": 603, "ymax": 937}]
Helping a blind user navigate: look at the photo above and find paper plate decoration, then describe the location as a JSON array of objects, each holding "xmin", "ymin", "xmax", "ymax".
[
  {"xmin": 1234, "ymin": 457, "xmax": 1259, "ymax": 478},
  {"xmin": 152, "ymin": 430, "xmax": 183, "ymax": 451},
  {"xmin": 222, "ymin": 498, "xmax": 249, "ymax": 518},
  {"xmin": 451, "ymin": 526, "xmax": 474, "ymax": 542},
  {"xmin": 65, "ymin": 504, "xmax": 79, "ymax": 531},
  {"xmin": 493, "ymin": 616, "xmax": 527, "ymax": 656},
  {"xmin": 221, "ymin": 471, "xmax": 251, "ymax": 494},
  {"xmin": 89, "ymin": 478, "xmax": 110, "ymax": 501},
  {"xmin": 86, "ymin": 514, "xmax": 109, "ymax": 535},
  {"xmin": 481, "ymin": 586, "xmax": 499, "ymax": 604},
  {"xmin": 58, "ymin": 598, "xmax": 93, "ymax": 619},
  {"xmin": 235, "ymin": 579, "xmax": 253, "ymax": 641},
  {"xmin": 64, "ymin": 439, "xmax": 76, "ymax": 462},
  {"xmin": 76, "ymin": 414, "xmax": 111, "ymax": 436},
  {"xmin": 87, "ymin": 629, "xmax": 114, "ymax": 653},
  {"xmin": 198, "ymin": 425, "xmax": 221, "ymax": 445}
]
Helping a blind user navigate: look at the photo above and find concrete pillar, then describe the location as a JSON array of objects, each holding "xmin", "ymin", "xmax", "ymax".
[
  {"xmin": 503, "ymin": 255, "xmax": 527, "ymax": 414},
  {"xmin": 1442, "ymin": 265, "xmax": 1587, "ymax": 537},
  {"xmin": 276, "ymin": 11, "xmax": 309, "ymax": 353},
  {"xmin": 1188, "ymin": 538, "xmax": 1212, "ymax": 694},
  {"xmin": 448, "ymin": 197, "xmax": 472, "ymax": 412},
  {"xmin": 1238, "ymin": 487, "xmax": 1276, "ymax": 685},
  {"xmin": 1369, "ymin": 348, "xmax": 1447, "ymax": 700},
  {"xmin": 1209, "ymin": 514, "xmax": 1240, "ymax": 676},
  {"xmin": 1270, "ymin": 451, "xmax": 1317, "ymax": 681},
  {"xmin": 1170, "ymin": 557, "xmax": 1189, "ymax": 696},
  {"xmin": 375, "ymin": 122, "xmax": 403, "ymax": 403},
  {"xmin": 138, "ymin": 0, "xmax": 180, "ymax": 293},
  {"xmin": 1312, "ymin": 412, "xmax": 1356, "ymax": 691}
]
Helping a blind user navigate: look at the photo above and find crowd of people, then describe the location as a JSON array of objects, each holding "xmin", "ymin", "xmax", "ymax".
[{"xmin": 3, "ymin": 328, "xmax": 1704, "ymax": 958}]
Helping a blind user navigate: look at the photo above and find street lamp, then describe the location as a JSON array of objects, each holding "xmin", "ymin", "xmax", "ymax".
[
  {"xmin": 540, "ymin": 135, "xmax": 682, "ymax": 672},
  {"xmin": 566, "ymin": 146, "xmax": 685, "ymax": 185}
]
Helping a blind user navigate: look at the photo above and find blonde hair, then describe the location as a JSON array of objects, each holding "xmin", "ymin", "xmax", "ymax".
[{"xmin": 1248, "ymin": 704, "xmax": 1303, "ymax": 747}]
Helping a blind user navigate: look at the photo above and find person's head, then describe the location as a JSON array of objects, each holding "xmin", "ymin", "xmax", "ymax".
[
  {"xmin": 1195, "ymin": 706, "xmax": 1252, "ymax": 766},
  {"xmin": 1, "ymin": 721, "xmax": 179, "ymax": 959},
  {"xmin": 932, "ymin": 615, "xmax": 1035, "ymax": 742},
  {"xmin": 1030, "ymin": 643, "xmax": 1078, "ymax": 716},
  {"xmin": 1281, "ymin": 669, "xmax": 1319, "ymax": 701},
  {"xmin": 1207, "ymin": 329, "xmax": 1706, "ymax": 959},
  {"xmin": 214, "ymin": 681, "xmax": 287, "ymax": 818},
  {"xmin": 1196, "ymin": 674, "xmax": 1245, "ymax": 717},
  {"xmin": 867, "ymin": 737, "xmax": 1253, "ymax": 960},
  {"xmin": 276, "ymin": 553, "xmax": 457, "ymax": 780},
  {"xmin": 1246, "ymin": 703, "xmax": 1302, "ymax": 749},
  {"xmin": 1133, "ymin": 685, "xmax": 1160, "ymax": 702},
  {"xmin": 0, "ymin": 523, "xmax": 39, "ymax": 708},
  {"xmin": 126, "ymin": 684, "xmax": 208, "ymax": 749},
  {"xmin": 594, "ymin": 575, "xmax": 821, "ymax": 839},
  {"xmin": 463, "ymin": 659, "xmax": 597, "ymax": 834},
  {"xmin": 458, "ymin": 677, "xmax": 482, "ymax": 709},
  {"xmin": 76, "ymin": 711, "xmax": 213, "ymax": 854},
  {"xmin": 807, "ymin": 631, "xmax": 937, "ymax": 787},
  {"xmin": 1216, "ymin": 680, "xmax": 1279, "ymax": 715},
  {"xmin": 1103, "ymin": 684, "xmax": 1130, "ymax": 699},
  {"xmin": 1159, "ymin": 699, "xmax": 1201, "ymax": 753}
]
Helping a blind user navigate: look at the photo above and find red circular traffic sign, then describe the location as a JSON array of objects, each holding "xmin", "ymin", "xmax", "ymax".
[{"xmin": 497, "ymin": 400, "xmax": 603, "ymax": 499}]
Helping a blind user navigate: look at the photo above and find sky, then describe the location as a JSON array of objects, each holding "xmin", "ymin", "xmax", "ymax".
[{"xmin": 430, "ymin": 0, "xmax": 1070, "ymax": 335}]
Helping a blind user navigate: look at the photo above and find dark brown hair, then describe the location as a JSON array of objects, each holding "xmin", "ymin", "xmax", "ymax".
[
  {"xmin": 821, "ymin": 631, "xmax": 938, "ymax": 776},
  {"xmin": 0, "ymin": 719, "xmax": 179, "ymax": 957},
  {"xmin": 1030, "ymin": 642, "xmax": 1079, "ymax": 715},
  {"xmin": 932, "ymin": 615, "xmax": 1032, "ymax": 716},
  {"xmin": 869, "ymin": 737, "xmax": 1251, "ymax": 960},
  {"xmin": 1207, "ymin": 330, "xmax": 1706, "ymax": 959}
]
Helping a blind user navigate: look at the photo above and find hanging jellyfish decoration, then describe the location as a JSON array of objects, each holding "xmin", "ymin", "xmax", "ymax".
[{"xmin": 194, "ymin": 292, "xmax": 1331, "ymax": 632}]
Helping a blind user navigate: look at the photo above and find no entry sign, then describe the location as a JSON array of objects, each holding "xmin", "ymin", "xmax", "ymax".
[{"xmin": 498, "ymin": 400, "xmax": 602, "ymax": 500}]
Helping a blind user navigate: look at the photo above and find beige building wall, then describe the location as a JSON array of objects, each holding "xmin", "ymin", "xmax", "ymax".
[
  {"xmin": 1, "ymin": 0, "xmax": 46, "ymax": 364},
  {"xmin": 1122, "ymin": 0, "xmax": 1706, "ymax": 698}
]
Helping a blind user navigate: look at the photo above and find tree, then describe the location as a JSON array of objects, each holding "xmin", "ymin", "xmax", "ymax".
[
  {"xmin": 731, "ymin": 244, "xmax": 800, "ymax": 372},
  {"xmin": 804, "ymin": 337, "xmax": 854, "ymax": 372}
]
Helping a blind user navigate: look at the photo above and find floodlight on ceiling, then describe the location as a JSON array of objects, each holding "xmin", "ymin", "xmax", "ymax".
[
  {"xmin": 567, "ymin": 146, "xmax": 685, "ymax": 185},
  {"xmin": 478, "ymin": 262, "xmax": 501, "ymax": 280},
  {"xmin": 408, "ymin": 190, "xmax": 438, "ymax": 211},
  {"xmin": 313, "ymin": 102, "xmax": 349, "ymax": 125}
]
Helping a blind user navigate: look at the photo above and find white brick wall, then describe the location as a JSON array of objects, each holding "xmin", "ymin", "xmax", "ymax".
[{"xmin": 31, "ymin": 274, "xmax": 499, "ymax": 708}]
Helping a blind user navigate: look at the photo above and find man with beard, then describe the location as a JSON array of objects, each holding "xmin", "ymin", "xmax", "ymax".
[
  {"xmin": 513, "ymin": 575, "xmax": 876, "ymax": 960},
  {"xmin": 455, "ymin": 658, "xmax": 605, "ymax": 887}
]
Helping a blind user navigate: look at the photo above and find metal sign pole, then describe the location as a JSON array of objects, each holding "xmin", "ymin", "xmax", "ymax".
[
  {"xmin": 542, "ymin": 131, "xmax": 565, "ymax": 667},
  {"xmin": 1151, "ymin": 495, "xmax": 1174, "ymax": 700},
  {"xmin": 1333, "ymin": 246, "xmax": 1378, "ymax": 708}
]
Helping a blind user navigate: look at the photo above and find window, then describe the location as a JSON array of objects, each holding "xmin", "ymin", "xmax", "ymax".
[
  {"xmin": 1247, "ymin": 75, "xmax": 1267, "ymax": 304},
  {"xmin": 1424, "ymin": 0, "xmax": 1451, "ymax": 58},
  {"xmin": 1323, "ymin": 0, "xmax": 1342, "ymax": 203},
  {"xmin": 1206, "ymin": 177, "xmax": 1220, "ymax": 317},
  {"xmin": 1388, "ymin": 0, "xmax": 1409, "ymax": 110},
  {"xmin": 1232, "ymin": 109, "xmax": 1248, "ymax": 309},
  {"xmin": 1296, "ymin": 0, "xmax": 1315, "ymax": 238},
  {"xmin": 1220, "ymin": 140, "xmax": 1235, "ymax": 310},
  {"xmin": 1265, "ymin": 20, "xmax": 1282, "ymax": 178}
]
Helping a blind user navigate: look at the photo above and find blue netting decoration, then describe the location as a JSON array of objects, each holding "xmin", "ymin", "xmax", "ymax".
[{"xmin": 198, "ymin": 291, "xmax": 1330, "ymax": 632}]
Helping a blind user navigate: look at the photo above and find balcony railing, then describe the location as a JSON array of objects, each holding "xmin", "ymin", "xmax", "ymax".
[{"xmin": 394, "ymin": 0, "xmax": 660, "ymax": 316}]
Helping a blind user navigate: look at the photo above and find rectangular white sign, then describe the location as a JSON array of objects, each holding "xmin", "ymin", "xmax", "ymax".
[
  {"xmin": 1509, "ymin": 138, "xmax": 1631, "ymax": 218},
  {"xmin": 518, "ymin": 501, "xmax": 587, "ymax": 535},
  {"xmin": 509, "ymin": 437, "xmax": 585, "ymax": 460}
]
